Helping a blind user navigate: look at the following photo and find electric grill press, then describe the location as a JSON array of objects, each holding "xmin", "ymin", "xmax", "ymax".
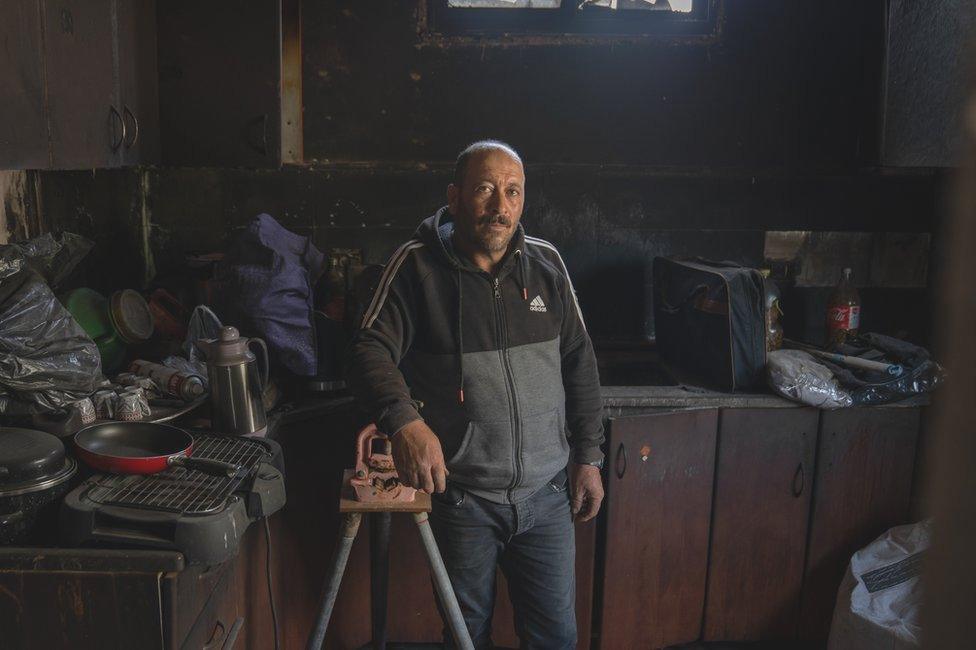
[{"xmin": 61, "ymin": 433, "xmax": 285, "ymax": 566}]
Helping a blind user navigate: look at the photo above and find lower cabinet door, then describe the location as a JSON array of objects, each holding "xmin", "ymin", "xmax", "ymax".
[
  {"xmin": 598, "ymin": 409, "xmax": 719, "ymax": 650},
  {"xmin": 703, "ymin": 407, "xmax": 819, "ymax": 641},
  {"xmin": 799, "ymin": 406, "xmax": 920, "ymax": 643},
  {"xmin": 180, "ymin": 563, "xmax": 242, "ymax": 650}
]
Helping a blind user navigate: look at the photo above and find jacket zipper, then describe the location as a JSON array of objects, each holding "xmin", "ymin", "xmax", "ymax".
[{"xmin": 492, "ymin": 276, "xmax": 522, "ymax": 503}]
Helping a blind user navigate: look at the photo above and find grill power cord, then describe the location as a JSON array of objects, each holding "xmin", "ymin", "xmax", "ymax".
[{"xmin": 264, "ymin": 516, "xmax": 281, "ymax": 650}]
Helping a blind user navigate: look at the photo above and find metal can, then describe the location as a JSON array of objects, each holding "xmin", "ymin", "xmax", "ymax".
[{"xmin": 129, "ymin": 360, "xmax": 206, "ymax": 402}]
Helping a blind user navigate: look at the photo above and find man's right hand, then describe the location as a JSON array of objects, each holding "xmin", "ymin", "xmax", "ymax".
[{"xmin": 391, "ymin": 419, "xmax": 448, "ymax": 494}]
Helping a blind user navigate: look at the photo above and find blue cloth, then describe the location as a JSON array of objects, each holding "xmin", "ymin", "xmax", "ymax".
[
  {"xmin": 430, "ymin": 470, "xmax": 577, "ymax": 650},
  {"xmin": 215, "ymin": 214, "xmax": 325, "ymax": 376}
]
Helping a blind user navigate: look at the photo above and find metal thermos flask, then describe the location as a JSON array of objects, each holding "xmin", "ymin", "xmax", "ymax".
[{"xmin": 198, "ymin": 326, "xmax": 269, "ymax": 436}]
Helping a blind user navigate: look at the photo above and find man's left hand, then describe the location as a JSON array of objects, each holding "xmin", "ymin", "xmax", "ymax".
[{"xmin": 570, "ymin": 463, "xmax": 604, "ymax": 522}]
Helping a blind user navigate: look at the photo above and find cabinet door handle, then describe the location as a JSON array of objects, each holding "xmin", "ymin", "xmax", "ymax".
[
  {"xmin": 615, "ymin": 442, "xmax": 627, "ymax": 479},
  {"xmin": 109, "ymin": 105, "xmax": 126, "ymax": 152},
  {"xmin": 203, "ymin": 620, "xmax": 225, "ymax": 650},
  {"xmin": 792, "ymin": 462, "xmax": 804, "ymax": 498},
  {"xmin": 123, "ymin": 105, "xmax": 139, "ymax": 148}
]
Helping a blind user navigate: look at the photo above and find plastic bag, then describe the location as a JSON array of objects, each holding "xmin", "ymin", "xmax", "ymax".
[
  {"xmin": 181, "ymin": 304, "xmax": 223, "ymax": 380},
  {"xmin": 13, "ymin": 231, "xmax": 94, "ymax": 289},
  {"xmin": 767, "ymin": 349, "xmax": 853, "ymax": 409},
  {"xmin": 213, "ymin": 214, "xmax": 325, "ymax": 376},
  {"xmin": 824, "ymin": 333, "xmax": 945, "ymax": 406},
  {"xmin": 0, "ymin": 246, "xmax": 105, "ymax": 414},
  {"xmin": 828, "ymin": 520, "xmax": 929, "ymax": 649},
  {"xmin": 769, "ymin": 333, "xmax": 944, "ymax": 409}
]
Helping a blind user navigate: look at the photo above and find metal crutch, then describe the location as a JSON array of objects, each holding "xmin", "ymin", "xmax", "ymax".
[{"xmin": 306, "ymin": 512, "xmax": 362, "ymax": 650}]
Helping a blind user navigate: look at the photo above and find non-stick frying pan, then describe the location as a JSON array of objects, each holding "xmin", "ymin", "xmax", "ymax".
[{"xmin": 74, "ymin": 422, "xmax": 241, "ymax": 477}]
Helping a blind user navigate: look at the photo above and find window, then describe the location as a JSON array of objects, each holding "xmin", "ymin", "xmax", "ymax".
[
  {"xmin": 450, "ymin": 1, "xmax": 693, "ymax": 11},
  {"xmin": 424, "ymin": 0, "xmax": 717, "ymax": 40}
]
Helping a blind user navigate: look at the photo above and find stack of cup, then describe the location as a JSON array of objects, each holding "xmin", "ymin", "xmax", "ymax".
[{"xmin": 114, "ymin": 387, "xmax": 151, "ymax": 421}]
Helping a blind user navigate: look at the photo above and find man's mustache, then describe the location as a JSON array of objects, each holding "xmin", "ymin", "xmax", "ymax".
[{"xmin": 477, "ymin": 215, "xmax": 511, "ymax": 227}]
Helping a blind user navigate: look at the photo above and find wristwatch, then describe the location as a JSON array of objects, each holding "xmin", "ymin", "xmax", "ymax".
[{"xmin": 581, "ymin": 458, "xmax": 604, "ymax": 469}]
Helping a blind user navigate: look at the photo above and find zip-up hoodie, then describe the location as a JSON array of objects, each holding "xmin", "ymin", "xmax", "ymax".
[{"xmin": 346, "ymin": 206, "xmax": 605, "ymax": 504}]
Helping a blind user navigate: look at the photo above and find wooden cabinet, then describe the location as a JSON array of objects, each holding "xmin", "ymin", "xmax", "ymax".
[
  {"xmin": 598, "ymin": 409, "xmax": 719, "ymax": 649},
  {"xmin": 156, "ymin": 0, "xmax": 281, "ymax": 168},
  {"xmin": 703, "ymin": 408, "xmax": 818, "ymax": 641},
  {"xmin": 178, "ymin": 562, "xmax": 244, "ymax": 650},
  {"xmin": 42, "ymin": 0, "xmax": 118, "ymax": 169},
  {"xmin": 799, "ymin": 406, "xmax": 920, "ymax": 643},
  {"xmin": 0, "ymin": 0, "xmax": 158, "ymax": 170},
  {"xmin": 593, "ymin": 404, "xmax": 921, "ymax": 649},
  {"xmin": 0, "ymin": 546, "xmax": 248, "ymax": 649},
  {"xmin": 0, "ymin": 0, "xmax": 49, "ymax": 169},
  {"xmin": 263, "ymin": 402, "xmax": 921, "ymax": 649},
  {"xmin": 116, "ymin": 0, "xmax": 161, "ymax": 166},
  {"xmin": 0, "ymin": 552, "xmax": 170, "ymax": 648}
]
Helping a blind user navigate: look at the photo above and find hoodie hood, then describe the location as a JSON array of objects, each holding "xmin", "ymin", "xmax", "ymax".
[{"xmin": 414, "ymin": 206, "xmax": 527, "ymax": 277}]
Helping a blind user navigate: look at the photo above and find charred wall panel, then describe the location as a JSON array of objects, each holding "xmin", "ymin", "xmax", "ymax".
[
  {"xmin": 34, "ymin": 165, "xmax": 942, "ymax": 344},
  {"xmin": 302, "ymin": 0, "xmax": 884, "ymax": 169}
]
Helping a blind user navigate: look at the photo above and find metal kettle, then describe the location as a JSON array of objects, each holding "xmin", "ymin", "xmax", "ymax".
[{"xmin": 198, "ymin": 326, "xmax": 269, "ymax": 436}]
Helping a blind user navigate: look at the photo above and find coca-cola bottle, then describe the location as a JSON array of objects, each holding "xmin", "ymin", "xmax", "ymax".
[{"xmin": 825, "ymin": 267, "xmax": 861, "ymax": 348}]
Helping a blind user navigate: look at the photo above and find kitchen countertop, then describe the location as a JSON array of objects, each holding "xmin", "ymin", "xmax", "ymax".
[
  {"xmin": 270, "ymin": 386, "xmax": 930, "ymax": 429},
  {"xmin": 594, "ymin": 346, "xmax": 931, "ymax": 412},
  {"xmin": 601, "ymin": 384, "xmax": 930, "ymax": 414},
  {"xmin": 601, "ymin": 385, "xmax": 798, "ymax": 410}
]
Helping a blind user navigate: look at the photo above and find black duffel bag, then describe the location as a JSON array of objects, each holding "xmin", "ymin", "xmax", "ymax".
[{"xmin": 652, "ymin": 257, "xmax": 766, "ymax": 391}]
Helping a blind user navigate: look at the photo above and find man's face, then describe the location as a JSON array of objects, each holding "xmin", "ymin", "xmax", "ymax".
[{"xmin": 448, "ymin": 149, "xmax": 525, "ymax": 255}]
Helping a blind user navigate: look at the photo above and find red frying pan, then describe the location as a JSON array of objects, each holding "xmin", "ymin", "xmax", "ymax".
[{"xmin": 74, "ymin": 422, "xmax": 241, "ymax": 477}]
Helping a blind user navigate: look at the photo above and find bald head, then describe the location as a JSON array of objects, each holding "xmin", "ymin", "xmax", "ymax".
[{"xmin": 454, "ymin": 140, "xmax": 523, "ymax": 187}]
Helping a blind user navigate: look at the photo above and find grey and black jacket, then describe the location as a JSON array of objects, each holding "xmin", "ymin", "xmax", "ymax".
[{"xmin": 346, "ymin": 207, "xmax": 605, "ymax": 504}]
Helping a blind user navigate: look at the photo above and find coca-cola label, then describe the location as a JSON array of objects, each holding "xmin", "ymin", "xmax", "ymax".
[{"xmin": 827, "ymin": 305, "xmax": 860, "ymax": 331}]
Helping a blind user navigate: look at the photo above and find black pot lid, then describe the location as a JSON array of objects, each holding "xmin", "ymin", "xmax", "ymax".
[{"xmin": 0, "ymin": 427, "xmax": 70, "ymax": 490}]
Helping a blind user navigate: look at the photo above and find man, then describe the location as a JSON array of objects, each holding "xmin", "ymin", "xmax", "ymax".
[{"xmin": 347, "ymin": 140, "xmax": 605, "ymax": 649}]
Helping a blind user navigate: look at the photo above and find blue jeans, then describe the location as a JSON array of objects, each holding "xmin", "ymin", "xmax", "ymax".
[{"xmin": 429, "ymin": 470, "xmax": 577, "ymax": 650}]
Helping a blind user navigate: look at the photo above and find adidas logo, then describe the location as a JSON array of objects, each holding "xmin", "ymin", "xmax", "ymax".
[{"xmin": 529, "ymin": 295, "xmax": 547, "ymax": 312}]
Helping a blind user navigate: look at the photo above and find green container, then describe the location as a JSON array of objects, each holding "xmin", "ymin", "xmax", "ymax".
[{"xmin": 64, "ymin": 288, "xmax": 155, "ymax": 374}]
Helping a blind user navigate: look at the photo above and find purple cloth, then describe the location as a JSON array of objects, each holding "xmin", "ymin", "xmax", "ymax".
[{"xmin": 214, "ymin": 214, "xmax": 325, "ymax": 376}]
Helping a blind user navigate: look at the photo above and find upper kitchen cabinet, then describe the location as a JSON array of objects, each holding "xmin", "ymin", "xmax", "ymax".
[
  {"xmin": 115, "ymin": 0, "xmax": 160, "ymax": 166},
  {"xmin": 883, "ymin": 0, "xmax": 975, "ymax": 167},
  {"xmin": 0, "ymin": 0, "xmax": 159, "ymax": 170},
  {"xmin": 156, "ymin": 0, "xmax": 282, "ymax": 168},
  {"xmin": 1, "ymin": 1, "xmax": 49, "ymax": 169}
]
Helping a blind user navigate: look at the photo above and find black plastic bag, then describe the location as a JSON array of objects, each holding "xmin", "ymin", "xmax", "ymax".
[
  {"xmin": 823, "ymin": 333, "xmax": 945, "ymax": 406},
  {"xmin": 13, "ymin": 231, "xmax": 94, "ymax": 289},
  {"xmin": 0, "ymin": 246, "xmax": 104, "ymax": 415}
]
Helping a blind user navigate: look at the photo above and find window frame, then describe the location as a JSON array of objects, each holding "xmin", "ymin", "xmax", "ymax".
[{"xmin": 420, "ymin": 0, "xmax": 721, "ymax": 43}]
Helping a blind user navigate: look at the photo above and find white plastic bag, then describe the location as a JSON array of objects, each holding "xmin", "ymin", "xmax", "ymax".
[
  {"xmin": 767, "ymin": 349, "xmax": 853, "ymax": 409},
  {"xmin": 828, "ymin": 520, "xmax": 929, "ymax": 649}
]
